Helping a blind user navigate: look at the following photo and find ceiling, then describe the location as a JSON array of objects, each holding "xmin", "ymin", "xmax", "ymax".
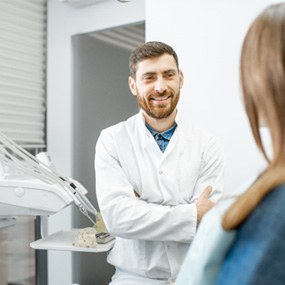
[
  {"xmin": 59, "ymin": 0, "xmax": 133, "ymax": 8},
  {"xmin": 59, "ymin": 0, "xmax": 111, "ymax": 7},
  {"xmin": 89, "ymin": 22, "xmax": 145, "ymax": 51}
]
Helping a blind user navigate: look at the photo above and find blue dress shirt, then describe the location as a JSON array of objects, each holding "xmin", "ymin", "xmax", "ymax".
[{"xmin": 145, "ymin": 122, "xmax": 177, "ymax": 153}]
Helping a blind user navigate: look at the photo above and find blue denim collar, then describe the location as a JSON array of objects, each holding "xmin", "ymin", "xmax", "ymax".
[
  {"xmin": 145, "ymin": 122, "xmax": 177, "ymax": 152},
  {"xmin": 145, "ymin": 122, "xmax": 177, "ymax": 141}
]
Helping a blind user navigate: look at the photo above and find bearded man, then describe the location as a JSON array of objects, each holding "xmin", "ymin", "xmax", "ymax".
[{"xmin": 95, "ymin": 41, "xmax": 224, "ymax": 285}]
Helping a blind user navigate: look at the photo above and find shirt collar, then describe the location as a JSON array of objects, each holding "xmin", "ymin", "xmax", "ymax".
[
  {"xmin": 145, "ymin": 122, "xmax": 177, "ymax": 141},
  {"xmin": 138, "ymin": 109, "xmax": 183, "ymax": 143}
]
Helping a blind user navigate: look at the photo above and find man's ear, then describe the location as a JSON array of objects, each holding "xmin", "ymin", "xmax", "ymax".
[
  {"xmin": 179, "ymin": 70, "xmax": 184, "ymax": 89},
  {"xmin": 128, "ymin": 76, "xmax": 137, "ymax": 96}
]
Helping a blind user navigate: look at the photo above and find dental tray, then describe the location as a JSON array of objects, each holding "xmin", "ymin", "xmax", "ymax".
[{"xmin": 30, "ymin": 228, "xmax": 115, "ymax": 253}]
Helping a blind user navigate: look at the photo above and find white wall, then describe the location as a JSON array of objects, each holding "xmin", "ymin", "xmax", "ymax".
[
  {"xmin": 146, "ymin": 0, "xmax": 279, "ymax": 191},
  {"xmin": 47, "ymin": 0, "xmax": 145, "ymax": 284},
  {"xmin": 47, "ymin": 0, "xmax": 280, "ymax": 283}
]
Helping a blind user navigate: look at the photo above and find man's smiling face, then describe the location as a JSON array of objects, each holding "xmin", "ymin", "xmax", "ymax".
[{"xmin": 129, "ymin": 53, "xmax": 183, "ymax": 120}]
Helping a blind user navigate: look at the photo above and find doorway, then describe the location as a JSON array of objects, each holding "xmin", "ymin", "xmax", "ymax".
[{"xmin": 72, "ymin": 22, "xmax": 145, "ymax": 284}]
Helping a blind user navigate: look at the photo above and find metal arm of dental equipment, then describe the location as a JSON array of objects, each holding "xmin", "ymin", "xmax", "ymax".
[{"xmin": 0, "ymin": 131, "xmax": 98, "ymax": 225}]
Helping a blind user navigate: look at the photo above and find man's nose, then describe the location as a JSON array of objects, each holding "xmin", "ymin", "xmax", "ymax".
[{"xmin": 154, "ymin": 78, "xmax": 167, "ymax": 93}]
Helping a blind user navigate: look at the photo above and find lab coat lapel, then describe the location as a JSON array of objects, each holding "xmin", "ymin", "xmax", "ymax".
[
  {"xmin": 164, "ymin": 110, "xmax": 187, "ymax": 159},
  {"xmin": 138, "ymin": 110, "xmax": 164, "ymax": 160}
]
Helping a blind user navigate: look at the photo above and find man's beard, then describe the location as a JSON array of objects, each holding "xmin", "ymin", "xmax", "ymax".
[{"xmin": 136, "ymin": 90, "xmax": 180, "ymax": 119}]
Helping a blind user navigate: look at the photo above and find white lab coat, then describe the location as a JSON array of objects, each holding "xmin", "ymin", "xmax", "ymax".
[{"xmin": 95, "ymin": 110, "xmax": 224, "ymax": 284}]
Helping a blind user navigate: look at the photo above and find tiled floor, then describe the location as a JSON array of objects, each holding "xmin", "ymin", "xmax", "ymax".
[{"xmin": 0, "ymin": 216, "xmax": 35, "ymax": 285}]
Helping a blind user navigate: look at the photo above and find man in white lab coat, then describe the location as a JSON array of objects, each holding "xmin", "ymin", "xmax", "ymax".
[{"xmin": 95, "ymin": 41, "xmax": 224, "ymax": 285}]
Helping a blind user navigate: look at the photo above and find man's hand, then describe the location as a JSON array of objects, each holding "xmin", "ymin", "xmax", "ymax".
[{"xmin": 195, "ymin": 186, "xmax": 215, "ymax": 224}]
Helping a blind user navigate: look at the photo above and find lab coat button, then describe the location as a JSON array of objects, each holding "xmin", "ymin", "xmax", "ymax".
[{"xmin": 158, "ymin": 170, "xmax": 163, "ymax": 175}]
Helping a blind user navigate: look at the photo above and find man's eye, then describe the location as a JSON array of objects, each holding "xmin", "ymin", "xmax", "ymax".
[
  {"xmin": 166, "ymin": 73, "xmax": 175, "ymax": 78},
  {"xmin": 144, "ymin": 76, "xmax": 155, "ymax": 81}
]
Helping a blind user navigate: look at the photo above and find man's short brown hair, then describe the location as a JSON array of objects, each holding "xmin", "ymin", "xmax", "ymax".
[{"xmin": 129, "ymin": 41, "xmax": 179, "ymax": 79}]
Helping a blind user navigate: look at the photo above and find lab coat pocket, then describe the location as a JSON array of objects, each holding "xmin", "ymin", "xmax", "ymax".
[
  {"xmin": 107, "ymin": 237, "xmax": 147, "ymax": 274},
  {"xmin": 177, "ymin": 159, "xmax": 201, "ymax": 193}
]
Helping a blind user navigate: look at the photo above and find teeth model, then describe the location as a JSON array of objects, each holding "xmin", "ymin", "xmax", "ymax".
[{"xmin": 73, "ymin": 227, "xmax": 97, "ymax": 248}]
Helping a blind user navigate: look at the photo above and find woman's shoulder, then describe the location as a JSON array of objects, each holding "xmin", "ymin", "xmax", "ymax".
[{"xmin": 175, "ymin": 199, "xmax": 236, "ymax": 285}]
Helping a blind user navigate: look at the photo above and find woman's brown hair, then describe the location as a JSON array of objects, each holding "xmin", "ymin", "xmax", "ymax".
[
  {"xmin": 241, "ymin": 3, "xmax": 285, "ymax": 167},
  {"xmin": 223, "ymin": 3, "xmax": 285, "ymax": 230}
]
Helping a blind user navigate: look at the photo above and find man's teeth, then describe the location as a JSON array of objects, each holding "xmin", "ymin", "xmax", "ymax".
[{"xmin": 153, "ymin": 97, "xmax": 168, "ymax": 101}]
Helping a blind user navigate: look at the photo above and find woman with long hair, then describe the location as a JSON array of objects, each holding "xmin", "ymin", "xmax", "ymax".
[{"xmin": 176, "ymin": 3, "xmax": 285, "ymax": 285}]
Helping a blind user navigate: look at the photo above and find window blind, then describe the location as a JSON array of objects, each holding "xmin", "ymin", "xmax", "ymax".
[{"xmin": 0, "ymin": 0, "xmax": 46, "ymax": 148}]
